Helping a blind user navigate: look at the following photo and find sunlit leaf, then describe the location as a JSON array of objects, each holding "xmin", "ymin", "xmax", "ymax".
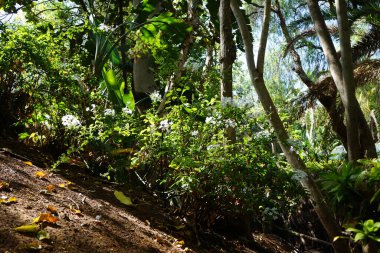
[
  {"xmin": 23, "ymin": 161, "xmax": 33, "ymax": 166},
  {"xmin": 33, "ymin": 213, "xmax": 59, "ymax": 224},
  {"xmin": 46, "ymin": 185, "xmax": 56, "ymax": 193},
  {"xmin": 0, "ymin": 181, "xmax": 9, "ymax": 190},
  {"xmin": 114, "ymin": 190, "xmax": 133, "ymax": 206},
  {"xmin": 47, "ymin": 205, "xmax": 58, "ymax": 214},
  {"xmin": 35, "ymin": 171, "xmax": 47, "ymax": 179},
  {"xmin": 7, "ymin": 197, "xmax": 17, "ymax": 203},
  {"xmin": 70, "ymin": 206, "xmax": 83, "ymax": 215},
  {"xmin": 59, "ymin": 183, "xmax": 66, "ymax": 188},
  {"xmin": 36, "ymin": 230, "xmax": 50, "ymax": 241},
  {"xmin": 15, "ymin": 223, "xmax": 40, "ymax": 234}
]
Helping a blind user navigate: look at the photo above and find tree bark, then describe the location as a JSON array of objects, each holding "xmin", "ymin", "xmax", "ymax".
[
  {"xmin": 335, "ymin": 0, "xmax": 360, "ymax": 161},
  {"xmin": 219, "ymin": 0, "xmax": 236, "ymax": 142},
  {"xmin": 307, "ymin": 0, "xmax": 377, "ymax": 159},
  {"xmin": 230, "ymin": 0, "xmax": 350, "ymax": 252}
]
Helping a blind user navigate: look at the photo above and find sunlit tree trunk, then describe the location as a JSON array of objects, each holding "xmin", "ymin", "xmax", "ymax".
[
  {"xmin": 307, "ymin": 0, "xmax": 377, "ymax": 160},
  {"xmin": 274, "ymin": 0, "xmax": 348, "ymax": 150},
  {"xmin": 219, "ymin": 0, "xmax": 236, "ymax": 142},
  {"xmin": 230, "ymin": 0, "xmax": 350, "ymax": 251}
]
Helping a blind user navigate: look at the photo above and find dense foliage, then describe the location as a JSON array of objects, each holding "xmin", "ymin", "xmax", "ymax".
[{"xmin": 1, "ymin": 0, "xmax": 380, "ymax": 251}]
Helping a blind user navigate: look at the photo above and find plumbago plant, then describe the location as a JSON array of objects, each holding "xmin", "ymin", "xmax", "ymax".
[{"xmin": 132, "ymin": 96, "xmax": 303, "ymax": 229}]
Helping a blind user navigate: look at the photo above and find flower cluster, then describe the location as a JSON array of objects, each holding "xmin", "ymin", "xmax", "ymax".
[
  {"xmin": 86, "ymin": 104, "xmax": 96, "ymax": 113},
  {"xmin": 104, "ymin": 109, "xmax": 115, "ymax": 117},
  {"xmin": 61, "ymin": 115, "xmax": 81, "ymax": 128},
  {"xmin": 159, "ymin": 119, "xmax": 172, "ymax": 131},
  {"xmin": 122, "ymin": 107, "xmax": 133, "ymax": 115},
  {"xmin": 150, "ymin": 91, "xmax": 162, "ymax": 103}
]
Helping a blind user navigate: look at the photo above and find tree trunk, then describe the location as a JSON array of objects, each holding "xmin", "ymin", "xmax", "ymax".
[
  {"xmin": 230, "ymin": 0, "xmax": 350, "ymax": 252},
  {"xmin": 219, "ymin": 0, "xmax": 236, "ymax": 143},
  {"xmin": 335, "ymin": 0, "xmax": 360, "ymax": 161},
  {"xmin": 307, "ymin": 0, "xmax": 377, "ymax": 159},
  {"xmin": 274, "ymin": 0, "xmax": 348, "ymax": 150}
]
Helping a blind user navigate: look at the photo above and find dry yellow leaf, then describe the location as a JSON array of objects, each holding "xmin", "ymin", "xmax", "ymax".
[
  {"xmin": 70, "ymin": 206, "xmax": 83, "ymax": 216},
  {"xmin": 7, "ymin": 197, "xmax": 17, "ymax": 203},
  {"xmin": 15, "ymin": 223, "xmax": 40, "ymax": 234},
  {"xmin": 46, "ymin": 185, "xmax": 56, "ymax": 192},
  {"xmin": 35, "ymin": 171, "xmax": 47, "ymax": 179},
  {"xmin": 0, "ymin": 181, "xmax": 9, "ymax": 191},
  {"xmin": 58, "ymin": 183, "xmax": 66, "ymax": 188},
  {"xmin": 23, "ymin": 161, "xmax": 33, "ymax": 166},
  {"xmin": 47, "ymin": 205, "xmax": 58, "ymax": 214}
]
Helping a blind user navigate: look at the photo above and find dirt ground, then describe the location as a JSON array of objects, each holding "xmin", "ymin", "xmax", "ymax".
[{"xmin": 0, "ymin": 138, "xmax": 296, "ymax": 253}]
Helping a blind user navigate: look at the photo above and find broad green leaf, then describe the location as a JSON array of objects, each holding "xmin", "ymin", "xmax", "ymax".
[
  {"xmin": 123, "ymin": 90, "xmax": 135, "ymax": 110},
  {"xmin": 114, "ymin": 190, "xmax": 133, "ymax": 206},
  {"xmin": 354, "ymin": 232, "xmax": 366, "ymax": 242},
  {"xmin": 102, "ymin": 68, "xmax": 118, "ymax": 89}
]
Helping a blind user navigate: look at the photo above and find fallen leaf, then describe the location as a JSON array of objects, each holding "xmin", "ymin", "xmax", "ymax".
[
  {"xmin": 58, "ymin": 183, "xmax": 66, "ymax": 188},
  {"xmin": 15, "ymin": 242, "xmax": 42, "ymax": 251},
  {"xmin": 46, "ymin": 185, "xmax": 56, "ymax": 193},
  {"xmin": 7, "ymin": 196, "xmax": 17, "ymax": 203},
  {"xmin": 15, "ymin": 223, "xmax": 40, "ymax": 234},
  {"xmin": 47, "ymin": 205, "xmax": 58, "ymax": 214},
  {"xmin": 33, "ymin": 213, "xmax": 59, "ymax": 224},
  {"xmin": 36, "ymin": 230, "xmax": 50, "ymax": 241},
  {"xmin": 0, "ymin": 181, "xmax": 9, "ymax": 190},
  {"xmin": 23, "ymin": 161, "xmax": 33, "ymax": 166},
  {"xmin": 0, "ymin": 196, "xmax": 17, "ymax": 205},
  {"xmin": 114, "ymin": 190, "xmax": 133, "ymax": 206},
  {"xmin": 35, "ymin": 171, "xmax": 47, "ymax": 179},
  {"xmin": 70, "ymin": 206, "xmax": 83, "ymax": 216},
  {"xmin": 174, "ymin": 224, "xmax": 186, "ymax": 230}
]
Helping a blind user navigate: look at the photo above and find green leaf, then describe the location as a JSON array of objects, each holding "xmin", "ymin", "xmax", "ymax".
[
  {"xmin": 114, "ymin": 190, "xmax": 133, "ymax": 206},
  {"xmin": 123, "ymin": 89, "xmax": 135, "ymax": 111},
  {"xmin": 15, "ymin": 224, "xmax": 40, "ymax": 234},
  {"xmin": 346, "ymin": 228, "xmax": 362, "ymax": 233},
  {"xmin": 102, "ymin": 68, "xmax": 118, "ymax": 89},
  {"xmin": 354, "ymin": 232, "xmax": 366, "ymax": 242},
  {"xmin": 36, "ymin": 230, "xmax": 50, "ymax": 241}
]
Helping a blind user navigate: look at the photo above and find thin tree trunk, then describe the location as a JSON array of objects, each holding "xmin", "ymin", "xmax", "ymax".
[
  {"xmin": 119, "ymin": 0, "xmax": 128, "ymax": 91},
  {"xmin": 274, "ymin": 0, "xmax": 348, "ymax": 150},
  {"xmin": 307, "ymin": 0, "xmax": 377, "ymax": 159},
  {"xmin": 230, "ymin": 0, "xmax": 350, "ymax": 252},
  {"xmin": 219, "ymin": 0, "xmax": 236, "ymax": 142}
]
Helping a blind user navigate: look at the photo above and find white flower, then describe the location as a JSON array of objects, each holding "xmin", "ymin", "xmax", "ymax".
[
  {"xmin": 149, "ymin": 91, "xmax": 162, "ymax": 103},
  {"xmin": 225, "ymin": 119, "xmax": 236, "ymax": 128},
  {"xmin": 221, "ymin": 96, "xmax": 234, "ymax": 107},
  {"xmin": 86, "ymin": 104, "xmax": 96, "ymax": 112},
  {"xmin": 205, "ymin": 117, "xmax": 216, "ymax": 124},
  {"xmin": 191, "ymin": 130, "xmax": 198, "ymax": 136},
  {"xmin": 207, "ymin": 144, "xmax": 220, "ymax": 150},
  {"xmin": 159, "ymin": 119, "xmax": 172, "ymax": 131},
  {"xmin": 61, "ymin": 115, "xmax": 81, "ymax": 128},
  {"xmin": 122, "ymin": 107, "xmax": 133, "ymax": 115},
  {"xmin": 99, "ymin": 23, "xmax": 110, "ymax": 32},
  {"xmin": 104, "ymin": 109, "xmax": 115, "ymax": 116}
]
